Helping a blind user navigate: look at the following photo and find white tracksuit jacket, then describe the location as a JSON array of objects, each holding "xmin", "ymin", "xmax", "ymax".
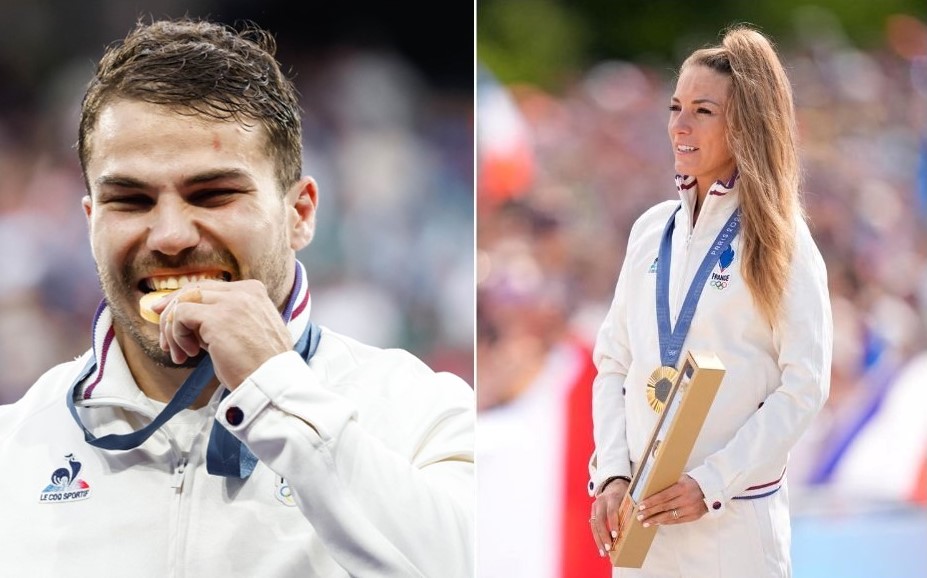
[
  {"xmin": 0, "ymin": 291, "xmax": 474, "ymax": 577},
  {"xmin": 590, "ymin": 175, "xmax": 832, "ymax": 577}
]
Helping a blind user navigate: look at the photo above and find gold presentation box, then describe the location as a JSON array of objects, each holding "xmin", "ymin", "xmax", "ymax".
[{"xmin": 610, "ymin": 351, "xmax": 726, "ymax": 568}]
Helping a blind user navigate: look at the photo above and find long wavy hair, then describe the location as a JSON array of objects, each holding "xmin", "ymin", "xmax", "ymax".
[{"xmin": 682, "ymin": 25, "xmax": 802, "ymax": 327}]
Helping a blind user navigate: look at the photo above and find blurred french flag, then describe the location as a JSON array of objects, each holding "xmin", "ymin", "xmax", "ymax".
[
  {"xmin": 477, "ymin": 336, "xmax": 610, "ymax": 577},
  {"xmin": 477, "ymin": 66, "xmax": 535, "ymax": 207},
  {"xmin": 825, "ymin": 352, "xmax": 927, "ymax": 503}
]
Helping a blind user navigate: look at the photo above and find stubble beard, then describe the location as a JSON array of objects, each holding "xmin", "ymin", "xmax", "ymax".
[
  {"xmin": 96, "ymin": 241, "xmax": 293, "ymax": 369},
  {"xmin": 97, "ymin": 260, "xmax": 204, "ymax": 369}
]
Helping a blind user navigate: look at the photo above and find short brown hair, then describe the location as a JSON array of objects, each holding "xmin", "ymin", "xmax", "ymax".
[{"xmin": 79, "ymin": 18, "xmax": 302, "ymax": 190}]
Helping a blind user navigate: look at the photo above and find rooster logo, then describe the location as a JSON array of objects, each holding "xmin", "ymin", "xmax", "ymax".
[
  {"xmin": 39, "ymin": 454, "xmax": 91, "ymax": 503},
  {"xmin": 48, "ymin": 454, "xmax": 81, "ymax": 490}
]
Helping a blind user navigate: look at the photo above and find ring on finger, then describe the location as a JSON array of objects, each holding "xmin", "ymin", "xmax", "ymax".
[{"xmin": 672, "ymin": 509, "xmax": 679, "ymax": 520}]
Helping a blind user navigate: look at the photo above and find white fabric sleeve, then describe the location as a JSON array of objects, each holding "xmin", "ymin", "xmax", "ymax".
[
  {"xmin": 688, "ymin": 220, "xmax": 833, "ymax": 515},
  {"xmin": 215, "ymin": 350, "xmax": 474, "ymax": 578},
  {"xmin": 590, "ymin": 242, "xmax": 636, "ymax": 495}
]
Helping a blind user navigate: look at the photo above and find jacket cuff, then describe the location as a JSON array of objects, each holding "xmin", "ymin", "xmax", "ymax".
[
  {"xmin": 596, "ymin": 475, "xmax": 632, "ymax": 496},
  {"xmin": 216, "ymin": 350, "xmax": 357, "ymax": 444},
  {"xmin": 587, "ymin": 453, "xmax": 634, "ymax": 496},
  {"xmin": 687, "ymin": 466, "xmax": 726, "ymax": 518}
]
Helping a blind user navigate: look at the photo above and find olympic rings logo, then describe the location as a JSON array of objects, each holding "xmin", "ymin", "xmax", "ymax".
[{"xmin": 710, "ymin": 280, "xmax": 728, "ymax": 289}]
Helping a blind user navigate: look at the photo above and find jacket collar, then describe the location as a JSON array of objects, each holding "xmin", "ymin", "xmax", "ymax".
[{"xmin": 674, "ymin": 171, "xmax": 740, "ymax": 233}]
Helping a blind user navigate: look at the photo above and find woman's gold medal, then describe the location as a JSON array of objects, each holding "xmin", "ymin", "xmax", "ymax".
[{"xmin": 646, "ymin": 366, "xmax": 678, "ymax": 414}]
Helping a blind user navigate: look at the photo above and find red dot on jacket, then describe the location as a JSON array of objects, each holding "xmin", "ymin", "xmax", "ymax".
[{"xmin": 226, "ymin": 406, "xmax": 244, "ymax": 426}]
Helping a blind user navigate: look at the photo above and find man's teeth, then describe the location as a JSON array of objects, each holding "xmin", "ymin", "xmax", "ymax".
[
  {"xmin": 677, "ymin": 145, "xmax": 697, "ymax": 152},
  {"xmin": 149, "ymin": 273, "xmax": 226, "ymax": 291}
]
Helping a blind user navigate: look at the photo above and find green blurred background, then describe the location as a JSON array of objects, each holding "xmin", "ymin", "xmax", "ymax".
[{"xmin": 480, "ymin": 0, "xmax": 925, "ymax": 88}]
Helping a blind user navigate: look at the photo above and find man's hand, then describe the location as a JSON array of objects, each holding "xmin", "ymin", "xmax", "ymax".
[
  {"xmin": 636, "ymin": 474, "xmax": 708, "ymax": 527},
  {"xmin": 153, "ymin": 280, "xmax": 292, "ymax": 388},
  {"xmin": 589, "ymin": 477, "xmax": 629, "ymax": 558}
]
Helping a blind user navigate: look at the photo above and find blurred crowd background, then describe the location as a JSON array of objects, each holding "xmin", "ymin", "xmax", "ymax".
[
  {"xmin": 0, "ymin": 0, "xmax": 474, "ymax": 404},
  {"xmin": 478, "ymin": 2, "xmax": 927, "ymax": 577}
]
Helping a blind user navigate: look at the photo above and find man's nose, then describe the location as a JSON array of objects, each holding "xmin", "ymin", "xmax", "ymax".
[{"xmin": 146, "ymin": 197, "xmax": 200, "ymax": 255}]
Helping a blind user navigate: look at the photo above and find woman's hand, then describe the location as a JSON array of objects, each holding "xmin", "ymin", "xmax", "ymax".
[
  {"xmin": 636, "ymin": 474, "xmax": 708, "ymax": 527},
  {"xmin": 590, "ymin": 474, "xmax": 710, "ymax": 558},
  {"xmin": 589, "ymin": 477, "xmax": 630, "ymax": 558}
]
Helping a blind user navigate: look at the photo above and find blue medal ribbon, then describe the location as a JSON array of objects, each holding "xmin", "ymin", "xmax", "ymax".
[
  {"xmin": 66, "ymin": 322, "xmax": 321, "ymax": 478},
  {"xmin": 656, "ymin": 204, "xmax": 740, "ymax": 368},
  {"xmin": 66, "ymin": 263, "xmax": 320, "ymax": 479},
  {"xmin": 205, "ymin": 323, "xmax": 320, "ymax": 477}
]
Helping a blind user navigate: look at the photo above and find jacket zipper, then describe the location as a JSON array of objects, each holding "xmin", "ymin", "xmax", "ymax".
[
  {"xmin": 673, "ymin": 209, "xmax": 696, "ymax": 326},
  {"xmin": 171, "ymin": 453, "xmax": 188, "ymax": 490},
  {"xmin": 167, "ymin": 409, "xmax": 215, "ymax": 578},
  {"xmin": 167, "ymin": 436, "xmax": 189, "ymax": 578}
]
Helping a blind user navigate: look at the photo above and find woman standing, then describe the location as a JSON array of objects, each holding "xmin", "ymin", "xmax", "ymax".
[{"xmin": 588, "ymin": 26, "xmax": 832, "ymax": 577}]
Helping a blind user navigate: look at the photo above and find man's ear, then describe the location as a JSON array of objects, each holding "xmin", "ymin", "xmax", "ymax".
[
  {"xmin": 82, "ymin": 195, "xmax": 93, "ymax": 221},
  {"xmin": 286, "ymin": 176, "xmax": 319, "ymax": 251},
  {"xmin": 81, "ymin": 194, "xmax": 99, "ymax": 257}
]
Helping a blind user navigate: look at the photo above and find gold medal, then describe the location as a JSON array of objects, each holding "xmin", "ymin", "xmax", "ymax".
[{"xmin": 646, "ymin": 366, "xmax": 678, "ymax": 414}]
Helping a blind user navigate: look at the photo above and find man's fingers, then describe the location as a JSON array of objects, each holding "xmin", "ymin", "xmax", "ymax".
[
  {"xmin": 160, "ymin": 300, "xmax": 206, "ymax": 362},
  {"xmin": 173, "ymin": 316, "xmax": 202, "ymax": 358},
  {"xmin": 175, "ymin": 285, "xmax": 202, "ymax": 304}
]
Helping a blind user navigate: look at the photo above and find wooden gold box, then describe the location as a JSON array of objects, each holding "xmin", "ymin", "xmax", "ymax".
[{"xmin": 610, "ymin": 351, "xmax": 726, "ymax": 568}]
